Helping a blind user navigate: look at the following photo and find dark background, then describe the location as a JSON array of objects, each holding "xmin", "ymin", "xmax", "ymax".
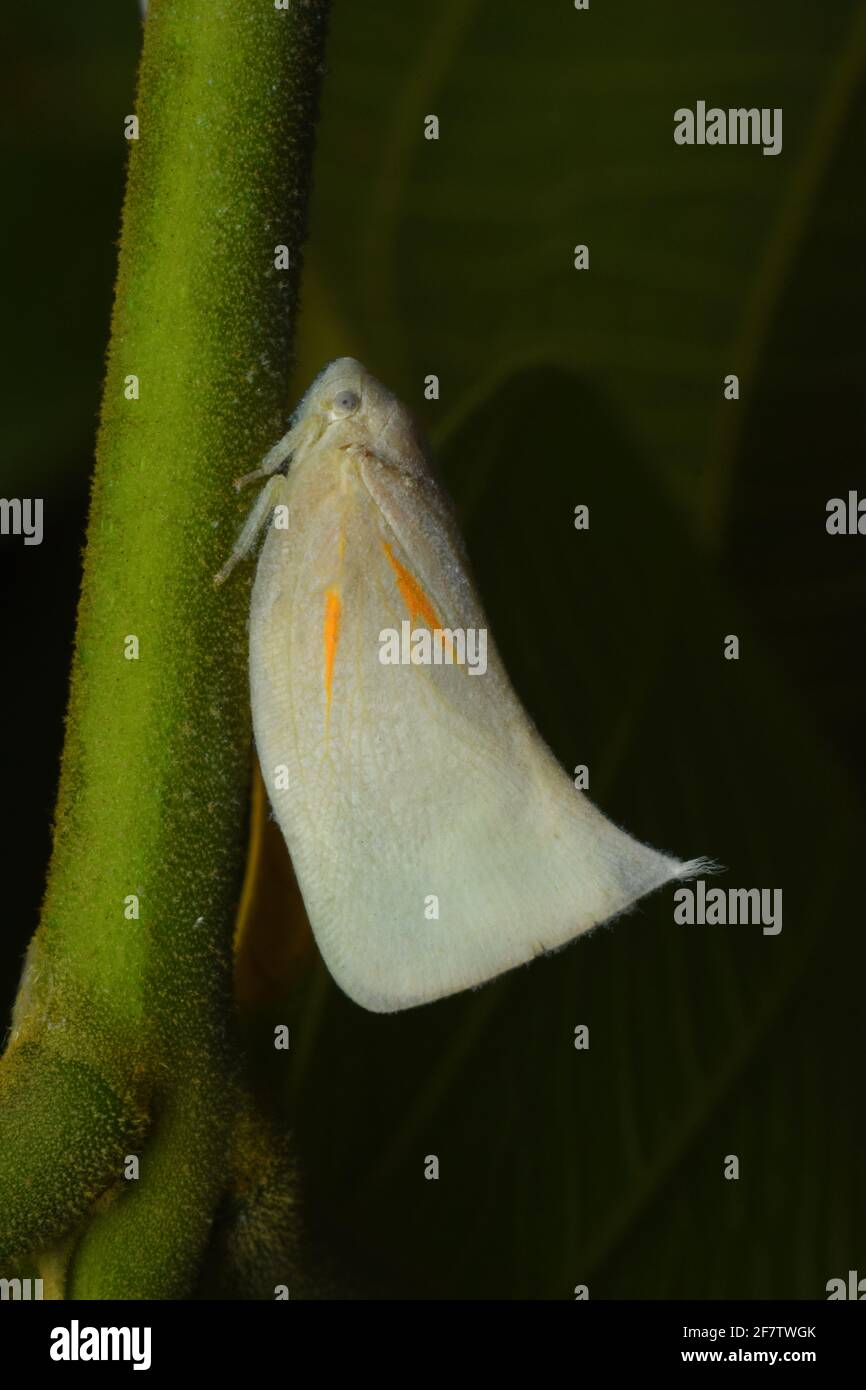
[{"xmin": 2, "ymin": 1, "xmax": 865, "ymax": 1298}]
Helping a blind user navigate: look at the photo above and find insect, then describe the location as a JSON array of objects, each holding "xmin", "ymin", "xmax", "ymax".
[{"xmin": 217, "ymin": 358, "xmax": 705, "ymax": 1012}]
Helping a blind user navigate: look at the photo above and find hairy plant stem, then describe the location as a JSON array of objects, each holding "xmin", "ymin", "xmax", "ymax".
[{"xmin": 0, "ymin": 0, "xmax": 331, "ymax": 1297}]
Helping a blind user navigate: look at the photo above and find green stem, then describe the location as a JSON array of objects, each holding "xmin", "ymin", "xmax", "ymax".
[{"xmin": 0, "ymin": 0, "xmax": 331, "ymax": 1296}]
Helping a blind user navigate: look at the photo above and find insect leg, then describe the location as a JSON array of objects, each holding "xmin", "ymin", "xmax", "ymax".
[
  {"xmin": 233, "ymin": 426, "xmax": 300, "ymax": 491},
  {"xmin": 214, "ymin": 474, "xmax": 285, "ymax": 586}
]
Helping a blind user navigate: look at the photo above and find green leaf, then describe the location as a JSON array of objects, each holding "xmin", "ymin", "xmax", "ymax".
[{"xmin": 268, "ymin": 2, "xmax": 866, "ymax": 1297}]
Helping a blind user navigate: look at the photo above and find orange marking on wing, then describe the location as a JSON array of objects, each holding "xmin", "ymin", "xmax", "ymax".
[
  {"xmin": 381, "ymin": 541, "xmax": 441, "ymax": 629},
  {"xmin": 323, "ymin": 586, "xmax": 341, "ymax": 717}
]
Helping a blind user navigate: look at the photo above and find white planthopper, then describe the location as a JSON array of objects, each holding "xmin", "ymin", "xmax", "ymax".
[{"xmin": 217, "ymin": 357, "xmax": 707, "ymax": 1012}]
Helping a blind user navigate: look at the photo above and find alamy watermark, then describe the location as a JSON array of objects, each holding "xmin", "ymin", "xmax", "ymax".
[
  {"xmin": 378, "ymin": 620, "xmax": 487, "ymax": 675},
  {"xmin": 674, "ymin": 881, "xmax": 782, "ymax": 935},
  {"xmin": 49, "ymin": 1320, "xmax": 151, "ymax": 1371},
  {"xmin": 674, "ymin": 102, "xmax": 782, "ymax": 157},
  {"xmin": 0, "ymin": 497, "xmax": 43, "ymax": 546},
  {"xmin": 0, "ymin": 1276, "xmax": 43, "ymax": 1300}
]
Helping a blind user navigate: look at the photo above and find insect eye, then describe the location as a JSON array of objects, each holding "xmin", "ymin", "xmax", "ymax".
[{"xmin": 332, "ymin": 389, "xmax": 360, "ymax": 417}]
